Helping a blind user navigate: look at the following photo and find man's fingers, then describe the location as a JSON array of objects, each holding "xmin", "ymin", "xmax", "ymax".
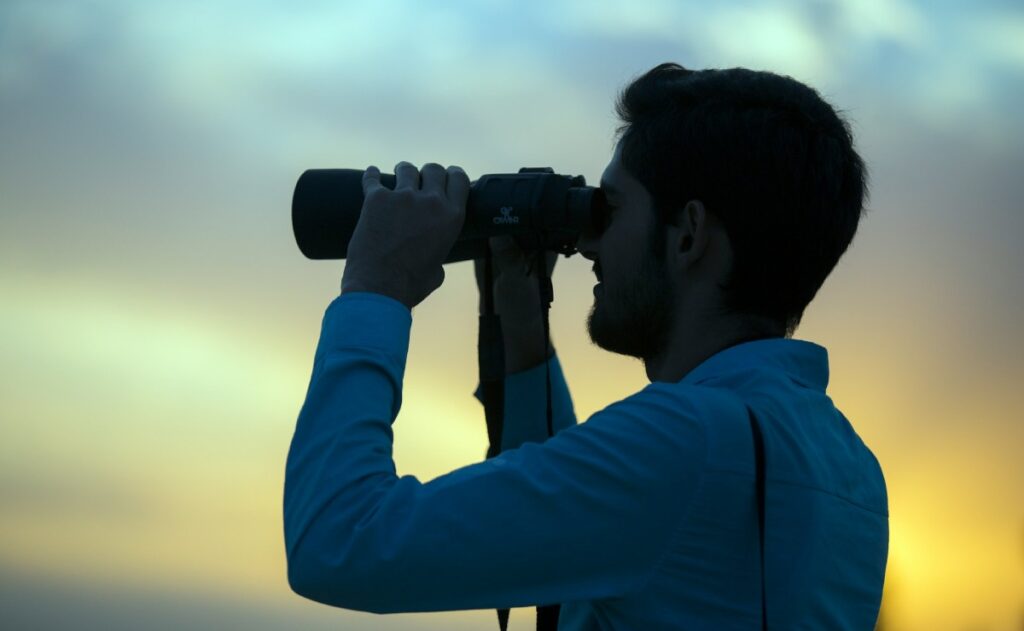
[
  {"xmin": 489, "ymin": 235, "xmax": 528, "ymax": 274},
  {"xmin": 420, "ymin": 163, "xmax": 446, "ymax": 195},
  {"xmin": 394, "ymin": 161, "xmax": 419, "ymax": 190},
  {"xmin": 490, "ymin": 235, "xmax": 520, "ymax": 258},
  {"xmin": 445, "ymin": 165, "xmax": 470, "ymax": 207},
  {"xmin": 362, "ymin": 165, "xmax": 384, "ymax": 196},
  {"xmin": 494, "ymin": 240, "xmax": 557, "ymax": 277}
]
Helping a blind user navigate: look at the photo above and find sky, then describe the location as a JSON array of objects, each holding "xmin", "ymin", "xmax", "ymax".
[{"xmin": 1, "ymin": 0, "xmax": 1023, "ymax": 629}]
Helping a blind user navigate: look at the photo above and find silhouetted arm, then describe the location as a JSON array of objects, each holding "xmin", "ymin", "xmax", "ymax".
[{"xmin": 284, "ymin": 291, "xmax": 706, "ymax": 613}]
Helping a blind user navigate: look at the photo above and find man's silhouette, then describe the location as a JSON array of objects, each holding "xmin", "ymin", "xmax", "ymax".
[{"xmin": 284, "ymin": 63, "xmax": 888, "ymax": 630}]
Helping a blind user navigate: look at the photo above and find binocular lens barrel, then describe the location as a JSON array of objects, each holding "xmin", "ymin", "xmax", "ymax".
[{"xmin": 292, "ymin": 168, "xmax": 607, "ymax": 263}]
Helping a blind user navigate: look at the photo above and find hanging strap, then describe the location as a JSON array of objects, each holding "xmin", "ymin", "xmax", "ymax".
[
  {"xmin": 534, "ymin": 253, "xmax": 560, "ymax": 630},
  {"xmin": 480, "ymin": 246, "xmax": 560, "ymax": 631},
  {"xmin": 745, "ymin": 405, "xmax": 768, "ymax": 630},
  {"xmin": 479, "ymin": 245, "xmax": 509, "ymax": 630},
  {"xmin": 480, "ymin": 244, "xmax": 506, "ymax": 461}
]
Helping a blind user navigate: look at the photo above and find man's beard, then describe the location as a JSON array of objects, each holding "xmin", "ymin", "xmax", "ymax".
[{"xmin": 586, "ymin": 241, "xmax": 674, "ymax": 362}]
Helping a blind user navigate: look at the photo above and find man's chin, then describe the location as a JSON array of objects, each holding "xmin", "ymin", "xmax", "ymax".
[
  {"xmin": 586, "ymin": 287, "xmax": 675, "ymax": 361},
  {"xmin": 586, "ymin": 304, "xmax": 645, "ymax": 360}
]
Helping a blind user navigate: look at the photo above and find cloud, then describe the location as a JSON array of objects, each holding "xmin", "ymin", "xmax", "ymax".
[
  {"xmin": 0, "ymin": 468, "xmax": 151, "ymax": 522},
  {"xmin": 969, "ymin": 11, "xmax": 1024, "ymax": 69},
  {"xmin": 830, "ymin": 0, "xmax": 929, "ymax": 49},
  {"xmin": 704, "ymin": 4, "xmax": 829, "ymax": 82},
  {"xmin": 3, "ymin": 0, "xmax": 1020, "ymax": 168}
]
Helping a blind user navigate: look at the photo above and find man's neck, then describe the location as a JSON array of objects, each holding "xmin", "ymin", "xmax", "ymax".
[{"xmin": 644, "ymin": 314, "xmax": 782, "ymax": 384}]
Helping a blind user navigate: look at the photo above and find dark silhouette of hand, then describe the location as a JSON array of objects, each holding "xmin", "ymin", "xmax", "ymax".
[{"xmin": 473, "ymin": 235, "xmax": 558, "ymax": 372}]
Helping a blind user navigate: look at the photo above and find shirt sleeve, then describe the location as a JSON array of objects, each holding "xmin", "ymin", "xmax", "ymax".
[
  {"xmin": 283, "ymin": 291, "xmax": 708, "ymax": 614},
  {"xmin": 471, "ymin": 346, "xmax": 578, "ymax": 452}
]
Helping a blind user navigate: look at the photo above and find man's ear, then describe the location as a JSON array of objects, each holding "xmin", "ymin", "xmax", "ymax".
[{"xmin": 669, "ymin": 200, "xmax": 711, "ymax": 267}]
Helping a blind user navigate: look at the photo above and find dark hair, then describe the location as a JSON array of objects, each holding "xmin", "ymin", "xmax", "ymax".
[{"xmin": 614, "ymin": 63, "xmax": 868, "ymax": 337}]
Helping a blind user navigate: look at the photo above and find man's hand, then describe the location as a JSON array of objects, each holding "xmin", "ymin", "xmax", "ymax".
[
  {"xmin": 474, "ymin": 235, "xmax": 559, "ymax": 373},
  {"xmin": 341, "ymin": 161, "xmax": 470, "ymax": 310}
]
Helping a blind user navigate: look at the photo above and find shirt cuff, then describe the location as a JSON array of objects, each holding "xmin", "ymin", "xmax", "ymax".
[
  {"xmin": 472, "ymin": 353, "xmax": 561, "ymax": 403},
  {"xmin": 316, "ymin": 291, "xmax": 413, "ymax": 367},
  {"xmin": 472, "ymin": 352, "xmax": 576, "ymax": 450}
]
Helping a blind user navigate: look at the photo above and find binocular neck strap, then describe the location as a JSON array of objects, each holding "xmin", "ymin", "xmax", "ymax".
[{"xmin": 479, "ymin": 246, "xmax": 560, "ymax": 631}]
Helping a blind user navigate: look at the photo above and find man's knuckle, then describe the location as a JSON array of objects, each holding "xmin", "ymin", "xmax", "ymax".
[
  {"xmin": 423, "ymin": 191, "xmax": 446, "ymax": 207},
  {"xmin": 392, "ymin": 188, "xmax": 415, "ymax": 204}
]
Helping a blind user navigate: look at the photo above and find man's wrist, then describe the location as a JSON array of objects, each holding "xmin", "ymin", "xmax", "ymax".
[
  {"xmin": 505, "ymin": 342, "xmax": 555, "ymax": 374},
  {"xmin": 341, "ymin": 277, "xmax": 414, "ymax": 311},
  {"xmin": 501, "ymin": 320, "xmax": 554, "ymax": 374}
]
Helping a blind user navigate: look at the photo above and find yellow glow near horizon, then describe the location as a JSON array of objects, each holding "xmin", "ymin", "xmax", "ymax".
[
  {"xmin": 0, "ymin": 269, "xmax": 496, "ymax": 601},
  {"xmin": 3, "ymin": 258, "xmax": 1023, "ymax": 629}
]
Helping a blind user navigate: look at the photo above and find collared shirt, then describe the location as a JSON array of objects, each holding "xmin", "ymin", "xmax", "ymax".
[{"xmin": 284, "ymin": 291, "xmax": 889, "ymax": 629}]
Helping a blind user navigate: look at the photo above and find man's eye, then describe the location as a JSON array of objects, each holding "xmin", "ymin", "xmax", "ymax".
[
  {"xmin": 603, "ymin": 205, "xmax": 617, "ymax": 226},
  {"xmin": 592, "ymin": 201, "xmax": 616, "ymax": 232}
]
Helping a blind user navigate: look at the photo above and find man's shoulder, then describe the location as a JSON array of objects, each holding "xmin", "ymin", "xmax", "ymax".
[
  {"xmin": 630, "ymin": 381, "xmax": 755, "ymax": 469},
  {"xmin": 577, "ymin": 381, "xmax": 749, "ymax": 469},
  {"xmin": 624, "ymin": 380, "xmax": 748, "ymax": 431}
]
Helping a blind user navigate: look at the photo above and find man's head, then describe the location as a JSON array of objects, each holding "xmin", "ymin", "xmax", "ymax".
[{"xmin": 577, "ymin": 63, "xmax": 868, "ymax": 369}]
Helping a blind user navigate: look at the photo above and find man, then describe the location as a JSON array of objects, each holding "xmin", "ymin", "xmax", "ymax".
[{"xmin": 284, "ymin": 63, "xmax": 888, "ymax": 629}]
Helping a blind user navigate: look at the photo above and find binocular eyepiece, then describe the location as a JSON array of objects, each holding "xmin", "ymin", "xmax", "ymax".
[{"xmin": 292, "ymin": 167, "xmax": 608, "ymax": 263}]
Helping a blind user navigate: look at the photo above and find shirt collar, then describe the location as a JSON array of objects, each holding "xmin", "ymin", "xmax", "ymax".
[{"xmin": 680, "ymin": 337, "xmax": 830, "ymax": 391}]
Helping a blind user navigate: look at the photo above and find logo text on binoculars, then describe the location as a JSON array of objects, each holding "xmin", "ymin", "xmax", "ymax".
[{"xmin": 493, "ymin": 207, "xmax": 520, "ymax": 225}]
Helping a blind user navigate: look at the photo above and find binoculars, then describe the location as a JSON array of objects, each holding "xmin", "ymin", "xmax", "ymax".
[{"xmin": 292, "ymin": 167, "xmax": 608, "ymax": 262}]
